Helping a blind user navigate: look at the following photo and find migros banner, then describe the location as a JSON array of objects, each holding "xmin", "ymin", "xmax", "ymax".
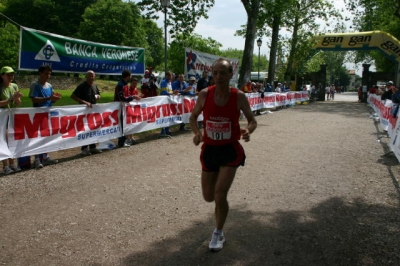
[{"xmin": 313, "ymin": 31, "xmax": 400, "ymax": 63}]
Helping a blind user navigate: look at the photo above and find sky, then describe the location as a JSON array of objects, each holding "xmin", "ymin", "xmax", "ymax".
[{"xmin": 136, "ymin": 0, "xmax": 367, "ymax": 75}]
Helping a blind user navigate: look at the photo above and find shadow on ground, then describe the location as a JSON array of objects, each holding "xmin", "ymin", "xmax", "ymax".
[{"xmin": 118, "ymin": 197, "xmax": 400, "ymax": 266}]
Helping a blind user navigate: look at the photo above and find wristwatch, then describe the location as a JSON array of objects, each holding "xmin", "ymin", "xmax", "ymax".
[{"xmin": 8, "ymin": 98, "xmax": 13, "ymax": 103}]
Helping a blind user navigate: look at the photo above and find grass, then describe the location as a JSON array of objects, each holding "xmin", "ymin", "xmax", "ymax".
[{"xmin": 18, "ymin": 89, "xmax": 115, "ymax": 108}]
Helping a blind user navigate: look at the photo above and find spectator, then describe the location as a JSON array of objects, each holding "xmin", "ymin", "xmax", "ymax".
[
  {"xmin": 187, "ymin": 76, "xmax": 197, "ymax": 95},
  {"xmin": 29, "ymin": 65, "xmax": 61, "ymax": 169},
  {"xmin": 381, "ymin": 81, "xmax": 395, "ymax": 102},
  {"xmin": 124, "ymin": 77, "xmax": 143, "ymax": 145},
  {"xmin": 369, "ymin": 85, "xmax": 378, "ymax": 94},
  {"xmin": 241, "ymin": 80, "xmax": 253, "ymax": 93},
  {"xmin": 141, "ymin": 76, "xmax": 158, "ymax": 98},
  {"xmin": 0, "ymin": 66, "xmax": 23, "ymax": 174},
  {"xmin": 208, "ymin": 76, "xmax": 215, "ymax": 86},
  {"xmin": 141, "ymin": 70, "xmax": 150, "ymax": 86},
  {"xmin": 264, "ymin": 83, "xmax": 273, "ymax": 92},
  {"xmin": 159, "ymin": 71, "xmax": 177, "ymax": 137},
  {"xmin": 71, "ymin": 70, "xmax": 103, "ymax": 156},
  {"xmin": 114, "ymin": 69, "xmax": 134, "ymax": 147},
  {"xmin": 275, "ymin": 83, "xmax": 282, "ymax": 93},
  {"xmin": 172, "ymin": 74, "xmax": 191, "ymax": 131},
  {"xmin": 326, "ymin": 85, "xmax": 331, "ymax": 100},
  {"xmin": 330, "ymin": 84, "xmax": 335, "ymax": 100},
  {"xmin": 197, "ymin": 70, "xmax": 209, "ymax": 93},
  {"xmin": 357, "ymin": 86, "xmax": 363, "ymax": 102}
]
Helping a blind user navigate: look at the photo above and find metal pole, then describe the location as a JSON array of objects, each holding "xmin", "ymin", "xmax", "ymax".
[
  {"xmin": 258, "ymin": 46, "xmax": 260, "ymax": 82},
  {"xmin": 164, "ymin": 8, "xmax": 168, "ymax": 73}
]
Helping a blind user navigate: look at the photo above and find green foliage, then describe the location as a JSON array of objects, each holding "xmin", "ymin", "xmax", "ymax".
[
  {"xmin": 345, "ymin": 0, "xmax": 400, "ymax": 72},
  {"xmin": 136, "ymin": 0, "xmax": 215, "ymax": 39},
  {"xmin": 3, "ymin": 0, "xmax": 95, "ymax": 36},
  {"xmin": 168, "ymin": 33, "xmax": 222, "ymax": 74},
  {"xmin": 142, "ymin": 19, "xmax": 164, "ymax": 71},
  {"xmin": 78, "ymin": 0, "xmax": 146, "ymax": 47},
  {"xmin": 0, "ymin": 22, "xmax": 19, "ymax": 68}
]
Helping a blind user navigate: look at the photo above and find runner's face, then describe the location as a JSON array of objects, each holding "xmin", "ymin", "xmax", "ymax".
[{"xmin": 212, "ymin": 62, "xmax": 232, "ymax": 85}]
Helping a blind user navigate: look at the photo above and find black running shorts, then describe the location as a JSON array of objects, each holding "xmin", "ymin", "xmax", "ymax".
[{"xmin": 200, "ymin": 141, "xmax": 246, "ymax": 172}]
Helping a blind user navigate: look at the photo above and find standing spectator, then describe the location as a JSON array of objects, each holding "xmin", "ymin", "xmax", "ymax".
[
  {"xmin": 275, "ymin": 83, "xmax": 282, "ymax": 93},
  {"xmin": 159, "ymin": 71, "xmax": 177, "ymax": 137},
  {"xmin": 124, "ymin": 77, "xmax": 143, "ymax": 145},
  {"xmin": 326, "ymin": 85, "xmax": 331, "ymax": 100},
  {"xmin": 141, "ymin": 76, "xmax": 158, "ymax": 98},
  {"xmin": 381, "ymin": 81, "xmax": 395, "ymax": 102},
  {"xmin": 189, "ymin": 58, "xmax": 257, "ymax": 252},
  {"xmin": 29, "ymin": 65, "xmax": 61, "ymax": 169},
  {"xmin": 264, "ymin": 83, "xmax": 273, "ymax": 92},
  {"xmin": 187, "ymin": 76, "xmax": 197, "ymax": 95},
  {"xmin": 369, "ymin": 85, "xmax": 378, "ymax": 94},
  {"xmin": 208, "ymin": 76, "xmax": 215, "ymax": 86},
  {"xmin": 114, "ymin": 69, "xmax": 134, "ymax": 147},
  {"xmin": 0, "ymin": 66, "xmax": 23, "ymax": 174},
  {"xmin": 172, "ymin": 74, "xmax": 191, "ymax": 131},
  {"xmin": 71, "ymin": 70, "xmax": 103, "ymax": 156},
  {"xmin": 141, "ymin": 70, "xmax": 150, "ymax": 86},
  {"xmin": 330, "ymin": 84, "xmax": 335, "ymax": 100},
  {"xmin": 197, "ymin": 70, "xmax": 209, "ymax": 93},
  {"xmin": 241, "ymin": 80, "xmax": 253, "ymax": 93}
]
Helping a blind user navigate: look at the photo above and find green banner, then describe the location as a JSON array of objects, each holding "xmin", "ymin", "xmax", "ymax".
[{"xmin": 19, "ymin": 27, "xmax": 145, "ymax": 75}]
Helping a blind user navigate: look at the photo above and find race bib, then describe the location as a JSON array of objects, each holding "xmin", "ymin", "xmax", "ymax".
[{"xmin": 205, "ymin": 121, "xmax": 231, "ymax": 140}]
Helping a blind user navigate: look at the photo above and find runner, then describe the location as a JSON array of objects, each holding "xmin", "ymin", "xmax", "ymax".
[{"xmin": 189, "ymin": 58, "xmax": 257, "ymax": 252}]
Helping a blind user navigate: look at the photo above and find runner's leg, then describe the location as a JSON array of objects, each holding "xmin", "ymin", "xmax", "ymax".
[{"xmin": 213, "ymin": 166, "xmax": 237, "ymax": 230}]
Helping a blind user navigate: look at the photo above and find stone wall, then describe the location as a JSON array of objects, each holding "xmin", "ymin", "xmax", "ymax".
[{"xmin": 14, "ymin": 75, "xmax": 83, "ymax": 90}]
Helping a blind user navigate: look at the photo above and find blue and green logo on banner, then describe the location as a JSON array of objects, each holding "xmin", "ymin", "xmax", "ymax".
[{"xmin": 19, "ymin": 27, "xmax": 145, "ymax": 75}]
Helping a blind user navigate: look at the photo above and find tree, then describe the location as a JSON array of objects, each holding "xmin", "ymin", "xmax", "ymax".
[
  {"xmin": 168, "ymin": 33, "xmax": 221, "ymax": 74},
  {"xmin": 78, "ymin": 0, "xmax": 146, "ymax": 47},
  {"xmin": 0, "ymin": 22, "xmax": 19, "ymax": 69},
  {"xmin": 345, "ymin": 0, "xmax": 400, "ymax": 72},
  {"xmin": 3, "ymin": 0, "xmax": 96, "ymax": 37},
  {"xmin": 283, "ymin": 0, "xmax": 340, "ymax": 83},
  {"xmin": 237, "ymin": 0, "xmax": 261, "ymax": 87},
  {"xmin": 135, "ymin": 0, "xmax": 215, "ymax": 39},
  {"xmin": 142, "ymin": 19, "xmax": 164, "ymax": 71}
]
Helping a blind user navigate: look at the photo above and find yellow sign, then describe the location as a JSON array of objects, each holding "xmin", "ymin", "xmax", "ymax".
[{"xmin": 313, "ymin": 31, "xmax": 400, "ymax": 63}]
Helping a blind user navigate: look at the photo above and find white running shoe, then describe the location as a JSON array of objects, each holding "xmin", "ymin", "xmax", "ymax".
[{"xmin": 209, "ymin": 232, "xmax": 225, "ymax": 252}]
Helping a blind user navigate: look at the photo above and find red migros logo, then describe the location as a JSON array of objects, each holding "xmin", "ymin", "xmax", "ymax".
[{"xmin": 14, "ymin": 110, "xmax": 119, "ymax": 140}]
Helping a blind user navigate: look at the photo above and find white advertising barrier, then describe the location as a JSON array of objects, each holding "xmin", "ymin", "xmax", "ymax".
[
  {"xmin": 390, "ymin": 115, "xmax": 400, "ymax": 162},
  {"xmin": 368, "ymin": 94, "xmax": 400, "ymax": 163},
  {"xmin": 0, "ymin": 109, "xmax": 12, "ymax": 160},
  {"xmin": 368, "ymin": 94, "xmax": 393, "ymax": 135},
  {"xmin": 8, "ymin": 102, "xmax": 122, "ymax": 157},
  {"xmin": 2, "ymin": 93, "xmax": 310, "ymax": 159},
  {"xmin": 246, "ymin": 91, "xmax": 309, "ymax": 110},
  {"xmin": 123, "ymin": 96, "xmax": 204, "ymax": 136}
]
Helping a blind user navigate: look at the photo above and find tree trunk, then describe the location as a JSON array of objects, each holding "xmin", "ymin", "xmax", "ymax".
[
  {"xmin": 284, "ymin": 11, "xmax": 300, "ymax": 84},
  {"xmin": 267, "ymin": 15, "xmax": 280, "ymax": 86},
  {"xmin": 239, "ymin": 0, "xmax": 260, "ymax": 88}
]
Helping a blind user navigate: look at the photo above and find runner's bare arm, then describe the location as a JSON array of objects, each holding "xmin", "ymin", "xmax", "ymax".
[
  {"xmin": 189, "ymin": 88, "xmax": 208, "ymax": 145},
  {"xmin": 237, "ymin": 91, "xmax": 257, "ymax": 142}
]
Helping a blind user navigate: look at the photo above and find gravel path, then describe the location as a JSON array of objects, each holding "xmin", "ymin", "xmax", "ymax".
[{"xmin": 1, "ymin": 92, "xmax": 399, "ymax": 266}]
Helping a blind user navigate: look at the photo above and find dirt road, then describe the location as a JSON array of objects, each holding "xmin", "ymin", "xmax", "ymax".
[{"xmin": 1, "ymin": 92, "xmax": 399, "ymax": 265}]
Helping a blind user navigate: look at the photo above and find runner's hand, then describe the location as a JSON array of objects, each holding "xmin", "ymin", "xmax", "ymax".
[
  {"xmin": 193, "ymin": 132, "xmax": 203, "ymax": 146},
  {"xmin": 240, "ymin": 127, "xmax": 250, "ymax": 142}
]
